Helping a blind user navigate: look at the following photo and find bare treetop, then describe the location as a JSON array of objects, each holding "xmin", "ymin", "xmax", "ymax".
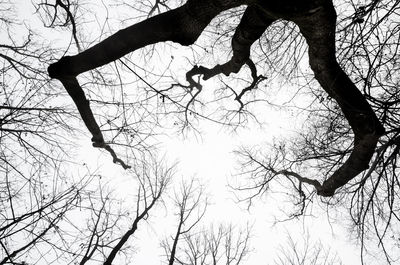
[
  {"xmin": 49, "ymin": 0, "xmax": 384, "ymax": 196},
  {"xmin": 2, "ymin": 0, "xmax": 400, "ymax": 264}
]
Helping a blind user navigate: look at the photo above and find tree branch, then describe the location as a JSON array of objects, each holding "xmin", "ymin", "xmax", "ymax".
[
  {"xmin": 184, "ymin": 5, "xmax": 272, "ymax": 110},
  {"xmin": 47, "ymin": 0, "xmax": 241, "ymax": 168},
  {"xmin": 293, "ymin": 2, "xmax": 385, "ymax": 196}
]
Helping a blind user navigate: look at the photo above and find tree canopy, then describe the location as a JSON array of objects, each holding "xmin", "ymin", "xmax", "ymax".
[
  {"xmin": 1, "ymin": 0, "xmax": 400, "ymax": 264},
  {"xmin": 48, "ymin": 0, "xmax": 386, "ymax": 196}
]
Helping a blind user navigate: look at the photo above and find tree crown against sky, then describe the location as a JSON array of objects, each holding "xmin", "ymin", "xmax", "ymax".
[
  {"xmin": 47, "ymin": 0, "xmax": 388, "ymax": 197},
  {"xmin": 1, "ymin": 0, "xmax": 400, "ymax": 264}
]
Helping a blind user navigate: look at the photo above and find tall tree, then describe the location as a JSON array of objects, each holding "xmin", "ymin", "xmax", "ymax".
[
  {"xmin": 45, "ymin": 1, "xmax": 400, "ymax": 261},
  {"xmin": 48, "ymin": 0, "xmax": 385, "ymax": 196},
  {"xmin": 2, "ymin": 0, "xmax": 399, "ymax": 264}
]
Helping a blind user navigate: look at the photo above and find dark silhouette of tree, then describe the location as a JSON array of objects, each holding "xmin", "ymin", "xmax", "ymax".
[
  {"xmin": 0, "ymin": 2, "xmax": 89, "ymax": 263},
  {"xmin": 0, "ymin": 155, "xmax": 173, "ymax": 264},
  {"xmin": 44, "ymin": 0, "xmax": 400, "ymax": 262},
  {"xmin": 161, "ymin": 179, "xmax": 251, "ymax": 265},
  {"xmin": 48, "ymin": 0, "xmax": 385, "ymax": 197},
  {"xmin": 162, "ymin": 179, "xmax": 209, "ymax": 265},
  {"xmin": 101, "ymin": 158, "xmax": 172, "ymax": 265},
  {"xmin": 273, "ymin": 233, "xmax": 342, "ymax": 265},
  {"xmin": 1, "ymin": 4, "xmax": 173, "ymax": 263},
  {"xmin": 163, "ymin": 223, "xmax": 252, "ymax": 265},
  {"xmin": 2, "ymin": 0, "xmax": 400, "ymax": 264},
  {"xmin": 228, "ymin": 1, "xmax": 400, "ymax": 262}
]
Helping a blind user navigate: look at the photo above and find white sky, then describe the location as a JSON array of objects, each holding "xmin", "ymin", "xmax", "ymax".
[
  {"xmin": 76, "ymin": 108, "xmax": 364, "ymax": 264},
  {"xmin": 9, "ymin": 0, "xmax": 375, "ymax": 264}
]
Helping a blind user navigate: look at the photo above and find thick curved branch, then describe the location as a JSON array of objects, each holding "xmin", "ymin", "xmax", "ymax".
[
  {"xmin": 48, "ymin": 0, "xmax": 241, "ymax": 167},
  {"xmin": 189, "ymin": 5, "xmax": 274, "ymax": 79},
  {"xmin": 293, "ymin": 2, "xmax": 385, "ymax": 196},
  {"xmin": 185, "ymin": 5, "xmax": 275, "ymax": 87},
  {"xmin": 185, "ymin": 5, "xmax": 273, "ymax": 109},
  {"xmin": 48, "ymin": 1, "xmax": 246, "ymax": 78},
  {"xmin": 278, "ymin": 170, "xmax": 322, "ymax": 191}
]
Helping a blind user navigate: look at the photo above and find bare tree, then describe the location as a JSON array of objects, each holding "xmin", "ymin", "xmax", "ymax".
[
  {"xmin": 164, "ymin": 223, "xmax": 252, "ymax": 265},
  {"xmin": 101, "ymin": 157, "xmax": 172, "ymax": 265},
  {"xmin": 2, "ymin": 0, "xmax": 400, "ymax": 264},
  {"xmin": 273, "ymin": 233, "xmax": 342, "ymax": 265},
  {"xmin": 48, "ymin": 0, "xmax": 384, "ymax": 196},
  {"xmin": 0, "ymin": 155, "xmax": 173, "ymax": 264},
  {"xmin": 0, "ymin": 170, "xmax": 93, "ymax": 264},
  {"xmin": 162, "ymin": 178, "xmax": 209, "ymax": 265},
  {"xmin": 162, "ymin": 179, "xmax": 251, "ymax": 265},
  {"xmin": 43, "ymin": 0, "xmax": 399, "ymax": 262},
  {"xmin": 231, "ymin": 1, "xmax": 400, "ymax": 262},
  {"xmin": 0, "ymin": 2, "xmax": 94, "ymax": 263}
]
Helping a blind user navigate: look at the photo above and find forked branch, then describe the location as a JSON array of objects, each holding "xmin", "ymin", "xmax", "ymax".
[
  {"xmin": 48, "ymin": 0, "xmax": 384, "ymax": 194},
  {"xmin": 48, "ymin": 1, "xmax": 239, "ymax": 168}
]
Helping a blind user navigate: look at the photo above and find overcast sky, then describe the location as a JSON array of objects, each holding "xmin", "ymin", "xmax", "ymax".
[{"xmin": 7, "ymin": 1, "xmax": 377, "ymax": 264}]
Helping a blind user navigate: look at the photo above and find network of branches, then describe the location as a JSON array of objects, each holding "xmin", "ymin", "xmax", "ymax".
[{"xmin": 1, "ymin": 0, "xmax": 399, "ymax": 264}]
